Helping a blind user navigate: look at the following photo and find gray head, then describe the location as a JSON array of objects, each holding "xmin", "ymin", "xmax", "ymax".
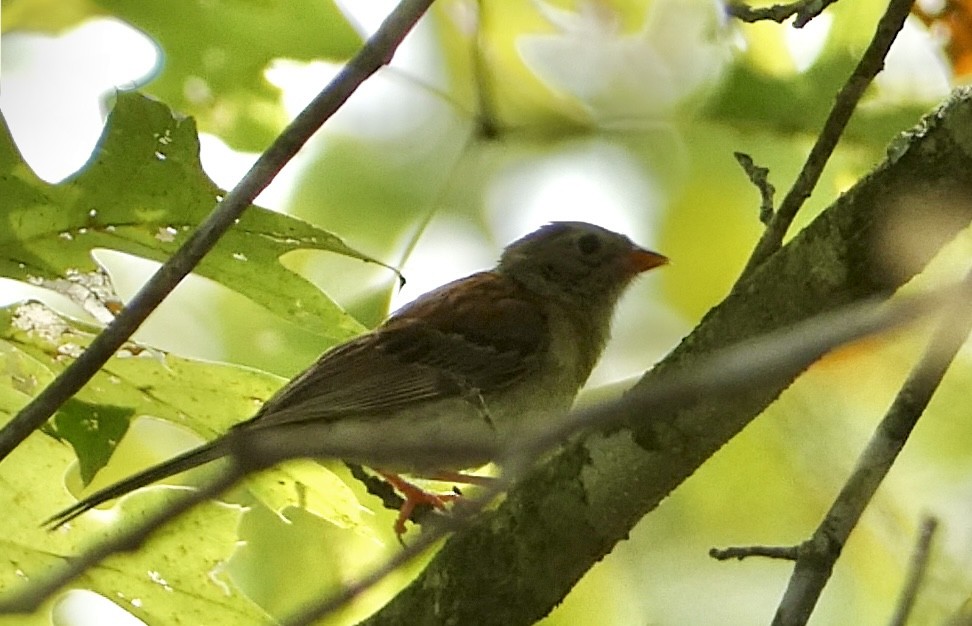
[{"xmin": 498, "ymin": 222, "xmax": 667, "ymax": 304}]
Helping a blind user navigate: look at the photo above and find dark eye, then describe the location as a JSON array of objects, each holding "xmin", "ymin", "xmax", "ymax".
[{"xmin": 577, "ymin": 233, "xmax": 601, "ymax": 255}]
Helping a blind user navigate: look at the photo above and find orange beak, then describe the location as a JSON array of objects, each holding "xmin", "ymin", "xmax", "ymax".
[{"xmin": 626, "ymin": 247, "xmax": 669, "ymax": 274}]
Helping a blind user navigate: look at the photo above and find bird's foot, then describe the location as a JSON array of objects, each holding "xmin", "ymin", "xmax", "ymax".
[{"xmin": 378, "ymin": 471, "xmax": 459, "ymax": 537}]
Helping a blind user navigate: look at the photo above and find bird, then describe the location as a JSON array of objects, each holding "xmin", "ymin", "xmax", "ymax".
[{"xmin": 45, "ymin": 221, "xmax": 668, "ymax": 534}]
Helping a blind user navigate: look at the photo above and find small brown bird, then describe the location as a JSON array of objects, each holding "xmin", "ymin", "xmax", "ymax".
[{"xmin": 46, "ymin": 221, "xmax": 667, "ymax": 533}]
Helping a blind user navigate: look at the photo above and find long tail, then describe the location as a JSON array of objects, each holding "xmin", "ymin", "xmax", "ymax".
[{"xmin": 44, "ymin": 438, "xmax": 230, "ymax": 530}]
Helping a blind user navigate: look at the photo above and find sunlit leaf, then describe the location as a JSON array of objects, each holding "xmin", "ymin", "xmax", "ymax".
[
  {"xmin": 0, "ymin": 300, "xmax": 376, "ymax": 621},
  {"xmin": 1, "ymin": 300, "xmax": 371, "ymax": 526},
  {"xmin": 0, "ymin": 91, "xmax": 369, "ymax": 345}
]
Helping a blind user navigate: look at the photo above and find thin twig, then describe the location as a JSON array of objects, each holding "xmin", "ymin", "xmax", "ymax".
[
  {"xmin": 739, "ymin": 0, "xmax": 915, "ymax": 277},
  {"xmin": 0, "ymin": 0, "xmax": 437, "ymax": 465},
  {"xmin": 772, "ymin": 267, "xmax": 972, "ymax": 626},
  {"xmin": 888, "ymin": 516, "xmax": 939, "ymax": 626},
  {"xmin": 726, "ymin": 0, "xmax": 840, "ymax": 27},
  {"xmin": 473, "ymin": 0, "xmax": 501, "ymax": 139},
  {"xmin": 710, "ymin": 544, "xmax": 799, "ymax": 561},
  {"xmin": 734, "ymin": 151, "xmax": 776, "ymax": 225}
]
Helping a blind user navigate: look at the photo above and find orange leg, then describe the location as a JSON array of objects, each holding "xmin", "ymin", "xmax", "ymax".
[{"xmin": 378, "ymin": 472, "xmax": 460, "ymax": 536}]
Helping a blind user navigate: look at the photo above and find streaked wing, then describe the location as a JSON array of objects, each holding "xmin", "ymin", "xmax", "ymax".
[{"xmin": 241, "ymin": 272, "xmax": 549, "ymax": 429}]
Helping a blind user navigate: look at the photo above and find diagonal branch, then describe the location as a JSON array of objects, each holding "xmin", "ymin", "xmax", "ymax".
[
  {"xmin": 3, "ymin": 281, "xmax": 942, "ymax": 621},
  {"xmin": 0, "ymin": 0, "xmax": 437, "ymax": 464},
  {"xmin": 740, "ymin": 0, "xmax": 915, "ymax": 276},
  {"xmin": 289, "ymin": 285, "xmax": 956, "ymax": 626},
  {"xmin": 771, "ymin": 267, "xmax": 972, "ymax": 626},
  {"xmin": 359, "ymin": 88, "xmax": 972, "ymax": 626}
]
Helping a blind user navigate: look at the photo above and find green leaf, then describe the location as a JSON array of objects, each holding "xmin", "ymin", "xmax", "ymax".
[
  {"xmin": 0, "ymin": 301, "xmax": 374, "ymax": 622},
  {"xmin": 46, "ymin": 399, "xmax": 134, "ymax": 485},
  {"xmin": 245, "ymin": 459, "xmax": 368, "ymax": 530},
  {"xmin": 1, "ymin": 301, "xmax": 370, "ymax": 525},
  {"xmin": 82, "ymin": 492, "xmax": 259, "ymax": 625},
  {"xmin": 1, "ymin": 300, "xmax": 281, "ymax": 475},
  {"xmin": 0, "ymin": 340, "xmax": 261, "ymax": 623},
  {"xmin": 0, "ymin": 91, "xmax": 370, "ymax": 345},
  {"xmin": 0, "ymin": 476, "xmax": 265, "ymax": 625}
]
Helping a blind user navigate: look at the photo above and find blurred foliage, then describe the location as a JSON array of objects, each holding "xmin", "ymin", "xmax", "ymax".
[
  {"xmin": 1, "ymin": 0, "xmax": 970, "ymax": 624},
  {"xmin": 913, "ymin": 0, "xmax": 972, "ymax": 78},
  {"xmin": 3, "ymin": 0, "xmax": 363, "ymax": 151}
]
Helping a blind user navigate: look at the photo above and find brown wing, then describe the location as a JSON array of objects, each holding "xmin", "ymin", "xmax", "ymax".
[{"xmin": 239, "ymin": 272, "xmax": 549, "ymax": 429}]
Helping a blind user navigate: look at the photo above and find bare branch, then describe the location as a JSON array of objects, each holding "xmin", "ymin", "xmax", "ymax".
[
  {"xmin": 0, "ymin": 0, "xmax": 437, "ymax": 464},
  {"xmin": 772, "ymin": 268, "xmax": 972, "ymax": 626},
  {"xmin": 710, "ymin": 545, "xmax": 800, "ymax": 561},
  {"xmin": 735, "ymin": 151, "xmax": 776, "ymax": 224},
  {"xmin": 888, "ymin": 516, "xmax": 939, "ymax": 626},
  {"xmin": 741, "ymin": 0, "xmax": 915, "ymax": 276},
  {"xmin": 726, "ymin": 0, "xmax": 840, "ymax": 27}
]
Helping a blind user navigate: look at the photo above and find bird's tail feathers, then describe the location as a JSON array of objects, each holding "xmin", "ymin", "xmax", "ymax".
[{"xmin": 43, "ymin": 439, "xmax": 229, "ymax": 530}]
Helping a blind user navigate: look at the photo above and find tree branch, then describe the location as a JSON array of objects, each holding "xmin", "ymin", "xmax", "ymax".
[
  {"xmin": 725, "ymin": 0, "xmax": 840, "ymax": 27},
  {"xmin": 771, "ymin": 266, "xmax": 972, "ymax": 625},
  {"xmin": 359, "ymin": 88, "xmax": 972, "ymax": 625},
  {"xmin": 710, "ymin": 544, "xmax": 799, "ymax": 561},
  {"xmin": 0, "ymin": 0, "xmax": 436, "ymax": 464},
  {"xmin": 4, "ymin": 277, "xmax": 948, "ymax": 618},
  {"xmin": 741, "ymin": 0, "xmax": 915, "ymax": 276},
  {"xmin": 888, "ymin": 516, "xmax": 939, "ymax": 626}
]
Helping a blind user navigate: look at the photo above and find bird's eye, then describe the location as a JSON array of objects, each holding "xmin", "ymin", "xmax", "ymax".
[{"xmin": 577, "ymin": 233, "xmax": 601, "ymax": 255}]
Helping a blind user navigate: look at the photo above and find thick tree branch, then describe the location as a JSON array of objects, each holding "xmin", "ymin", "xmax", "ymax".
[
  {"xmin": 360, "ymin": 89, "xmax": 972, "ymax": 625},
  {"xmin": 0, "ymin": 0, "xmax": 435, "ymax": 464},
  {"xmin": 4, "ymin": 270, "xmax": 948, "ymax": 619},
  {"xmin": 282, "ymin": 285, "xmax": 949, "ymax": 625}
]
